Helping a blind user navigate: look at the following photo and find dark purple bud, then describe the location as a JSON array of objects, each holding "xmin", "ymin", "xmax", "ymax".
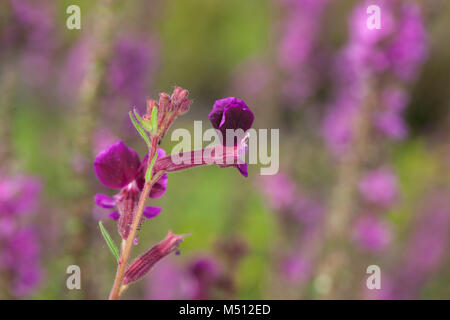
[
  {"xmin": 94, "ymin": 141, "xmax": 141, "ymax": 189},
  {"xmin": 208, "ymin": 97, "xmax": 254, "ymax": 145},
  {"xmin": 123, "ymin": 231, "xmax": 188, "ymax": 285}
]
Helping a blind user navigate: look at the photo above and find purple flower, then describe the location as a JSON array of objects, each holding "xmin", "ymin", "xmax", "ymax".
[
  {"xmin": 276, "ymin": 0, "xmax": 330, "ymax": 104},
  {"xmin": 387, "ymin": 4, "xmax": 428, "ymax": 82},
  {"xmin": 359, "ymin": 167, "xmax": 399, "ymax": 207},
  {"xmin": 353, "ymin": 215, "xmax": 392, "ymax": 252},
  {"xmin": 0, "ymin": 173, "xmax": 43, "ymax": 298},
  {"xmin": 381, "ymin": 194, "xmax": 450, "ymax": 299},
  {"xmin": 259, "ymin": 173, "xmax": 297, "ymax": 211},
  {"xmin": 9, "ymin": 0, "xmax": 55, "ymax": 87},
  {"xmin": 281, "ymin": 256, "xmax": 311, "ymax": 283},
  {"xmin": 108, "ymin": 35, "xmax": 157, "ymax": 106},
  {"xmin": 375, "ymin": 110, "xmax": 408, "ymax": 140},
  {"xmin": 94, "ymin": 141, "xmax": 167, "ymax": 239},
  {"xmin": 0, "ymin": 175, "xmax": 41, "ymax": 217},
  {"xmin": 208, "ymin": 97, "xmax": 254, "ymax": 146},
  {"xmin": 153, "ymin": 97, "xmax": 254, "ymax": 178},
  {"xmin": 188, "ymin": 256, "xmax": 223, "ymax": 300}
]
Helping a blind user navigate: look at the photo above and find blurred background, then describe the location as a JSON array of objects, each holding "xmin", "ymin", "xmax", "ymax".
[{"xmin": 0, "ymin": 0, "xmax": 449, "ymax": 299}]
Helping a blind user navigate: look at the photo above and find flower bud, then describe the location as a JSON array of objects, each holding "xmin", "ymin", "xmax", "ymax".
[{"xmin": 123, "ymin": 231, "xmax": 188, "ymax": 285}]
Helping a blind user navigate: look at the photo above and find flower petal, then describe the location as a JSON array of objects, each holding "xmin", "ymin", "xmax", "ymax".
[
  {"xmin": 209, "ymin": 98, "xmax": 254, "ymax": 130},
  {"xmin": 235, "ymin": 163, "xmax": 248, "ymax": 178},
  {"xmin": 94, "ymin": 141, "xmax": 141, "ymax": 189},
  {"xmin": 149, "ymin": 173, "xmax": 168, "ymax": 198},
  {"xmin": 94, "ymin": 193, "xmax": 116, "ymax": 208},
  {"xmin": 143, "ymin": 206, "xmax": 162, "ymax": 219},
  {"xmin": 108, "ymin": 211, "xmax": 120, "ymax": 220},
  {"xmin": 208, "ymin": 97, "xmax": 254, "ymax": 146}
]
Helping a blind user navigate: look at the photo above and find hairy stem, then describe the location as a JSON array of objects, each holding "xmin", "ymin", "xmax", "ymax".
[{"xmin": 108, "ymin": 138, "xmax": 162, "ymax": 300}]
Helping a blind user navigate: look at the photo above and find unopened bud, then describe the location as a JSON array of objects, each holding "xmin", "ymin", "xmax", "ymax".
[
  {"xmin": 123, "ymin": 231, "xmax": 189, "ymax": 285},
  {"xmin": 146, "ymin": 99, "xmax": 158, "ymax": 116},
  {"xmin": 159, "ymin": 93, "xmax": 171, "ymax": 112}
]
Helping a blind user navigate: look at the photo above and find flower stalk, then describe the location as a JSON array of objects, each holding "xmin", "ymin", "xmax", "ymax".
[{"xmin": 108, "ymin": 136, "xmax": 162, "ymax": 300}]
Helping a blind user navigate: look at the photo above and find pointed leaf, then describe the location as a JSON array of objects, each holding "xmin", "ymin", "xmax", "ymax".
[
  {"xmin": 99, "ymin": 221, "xmax": 120, "ymax": 262},
  {"xmin": 129, "ymin": 111, "xmax": 151, "ymax": 147},
  {"xmin": 133, "ymin": 109, "xmax": 153, "ymax": 132}
]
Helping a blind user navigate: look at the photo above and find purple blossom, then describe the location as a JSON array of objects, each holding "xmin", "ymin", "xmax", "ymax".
[
  {"xmin": 259, "ymin": 173, "xmax": 297, "ymax": 211},
  {"xmin": 276, "ymin": 0, "xmax": 330, "ymax": 104},
  {"xmin": 0, "ymin": 174, "xmax": 43, "ymax": 298},
  {"xmin": 353, "ymin": 215, "xmax": 392, "ymax": 252},
  {"xmin": 145, "ymin": 256, "xmax": 224, "ymax": 300},
  {"xmin": 188, "ymin": 256, "xmax": 223, "ymax": 300},
  {"xmin": 387, "ymin": 4, "xmax": 428, "ymax": 82},
  {"xmin": 0, "ymin": 175, "xmax": 41, "ymax": 217},
  {"xmin": 375, "ymin": 110, "xmax": 408, "ymax": 140},
  {"xmin": 359, "ymin": 167, "xmax": 399, "ymax": 207},
  {"xmin": 208, "ymin": 97, "xmax": 254, "ymax": 146},
  {"xmin": 108, "ymin": 36, "xmax": 157, "ymax": 106},
  {"xmin": 145, "ymin": 259, "xmax": 197, "ymax": 300},
  {"xmin": 153, "ymin": 97, "xmax": 254, "ymax": 178},
  {"xmin": 281, "ymin": 256, "xmax": 311, "ymax": 283},
  {"xmin": 9, "ymin": 0, "xmax": 55, "ymax": 87},
  {"xmin": 382, "ymin": 194, "xmax": 450, "ymax": 299},
  {"xmin": 322, "ymin": 1, "xmax": 428, "ymax": 155},
  {"xmin": 93, "ymin": 141, "xmax": 167, "ymax": 239}
]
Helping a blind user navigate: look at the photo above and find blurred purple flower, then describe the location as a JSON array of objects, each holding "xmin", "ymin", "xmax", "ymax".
[
  {"xmin": 9, "ymin": 0, "xmax": 55, "ymax": 87},
  {"xmin": 322, "ymin": 1, "xmax": 428, "ymax": 155},
  {"xmin": 93, "ymin": 141, "xmax": 167, "ymax": 239},
  {"xmin": 276, "ymin": 0, "xmax": 330, "ymax": 103},
  {"xmin": 282, "ymin": 256, "xmax": 311, "ymax": 283},
  {"xmin": 0, "ymin": 174, "xmax": 43, "ymax": 298},
  {"xmin": 259, "ymin": 173, "xmax": 297, "ymax": 211},
  {"xmin": 59, "ymin": 38, "xmax": 95, "ymax": 100},
  {"xmin": 145, "ymin": 259, "xmax": 197, "ymax": 300},
  {"xmin": 353, "ymin": 214, "xmax": 392, "ymax": 252},
  {"xmin": 387, "ymin": 4, "xmax": 428, "ymax": 82},
  {"xmin": 359, "ymin": 167, "xmax": 399, "ymax": 207},
  {"xmin": 108, "ymin": 35, "xmax": 157, "ymax": 106},
  {"xmin": 382, "ymin": 194, "xmax": 450, "ymax": 299},
  {"xmin": 145, "ymin": 255, "xmax": 226, "ymax": 300},
  {"xmin": 0, "ymin": 175, "xmax": 41, "ymax": 217}
]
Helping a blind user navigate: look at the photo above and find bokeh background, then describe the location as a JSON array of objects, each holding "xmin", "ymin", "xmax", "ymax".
[{"xmin": 1, "ymin": 0, "xmax": 450, "ymax": 299}]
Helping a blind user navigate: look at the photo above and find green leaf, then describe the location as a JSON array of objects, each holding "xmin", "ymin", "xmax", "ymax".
[
  {"xmin": 129, "ymin": 111, "xmax": 151, "ymax": 147},
  {"xmin": 98, "ymin": 221, "xmax": 120, "ymax": 262},
  {"xmin": 151, "ymin": 106, "xmax": 158, "ymax": 135},
  {"xmin": 133, "ymin": 109, "xmax": 153, "ymax": 132},
  {"xmin": 145, "ymin": 152, "xmax": 159, "ymax": 182}
]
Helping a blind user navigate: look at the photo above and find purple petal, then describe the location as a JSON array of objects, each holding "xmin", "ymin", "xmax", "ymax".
[
  {"xmin": 208, "ymin": 97, "xmax": 254, "ymax": 138},
  {"xmin": 94, "ymin": 141, "xmax": 141, "ymax": 189},
  {"xmin": 143, "ymin": 206, "xmax": 162, "ymax": 219},
  {"xmin": 94, "ymin": 193, "xmax": 115, "ymax": 208},
  {"xmin": 150, "ymin": 173, "xmax": 168, "ymax": 198},
  {"xmin": 108, "ymin": 211, "xmax": 120, "ymax": 220},
  {"xmin": 235, "ymin": 163, "xmax": 248, "ymax": 177}
]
